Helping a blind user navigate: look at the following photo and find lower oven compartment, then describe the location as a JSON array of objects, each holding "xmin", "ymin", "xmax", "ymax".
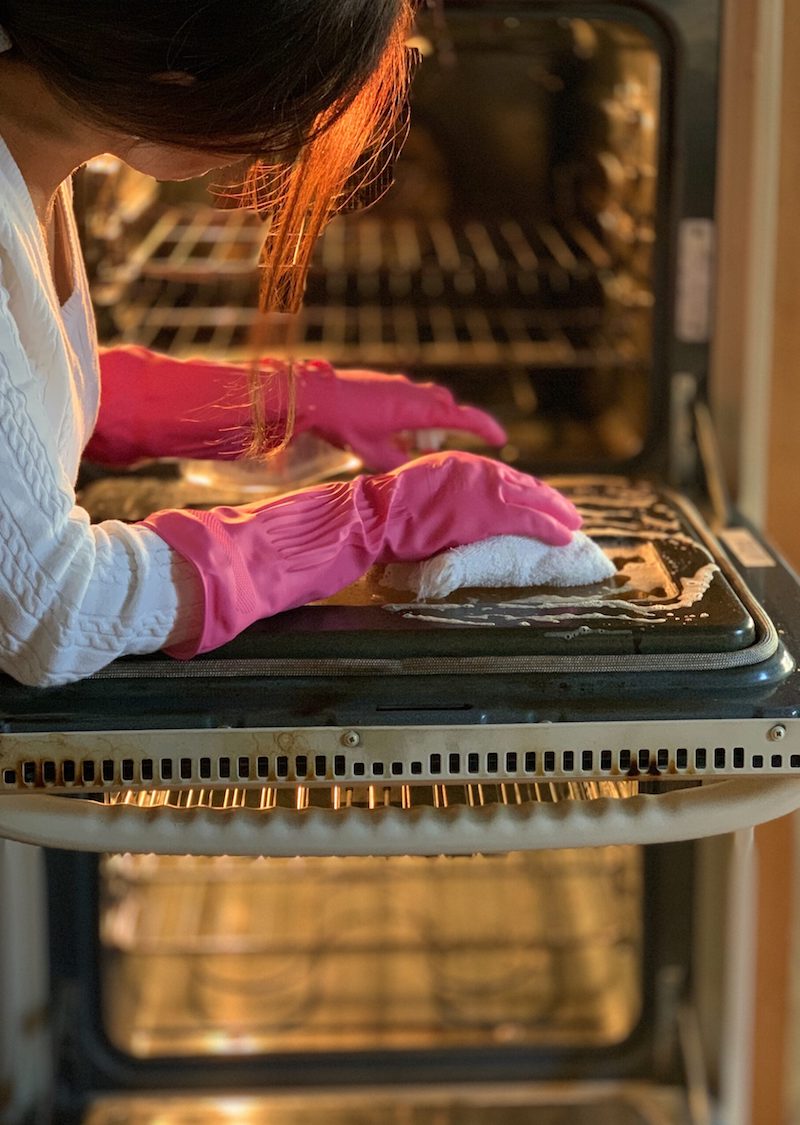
[{"xmin": 46, "ymin": 840, "xmax": 696, "ymax": 1124}]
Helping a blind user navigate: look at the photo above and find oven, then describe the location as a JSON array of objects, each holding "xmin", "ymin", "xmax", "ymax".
[{"xmin": 1, "ymin": 2, "xmax": 799, "ymax": 1122}]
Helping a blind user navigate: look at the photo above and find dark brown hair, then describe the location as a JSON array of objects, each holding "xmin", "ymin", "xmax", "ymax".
[
  {"xmin": 1, "ymin": 0, "xmax": 416, "ymax": 315},
  {"xmin": 1, "ymin": 0, "xmax": 416, "ymax": 454},
  {"xmin": 0, "ymin": 1, "xmax": 406, "ymax": 159}
]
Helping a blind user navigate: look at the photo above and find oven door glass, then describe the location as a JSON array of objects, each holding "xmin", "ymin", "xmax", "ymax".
[{"xmin": 99, "ymin": 847, "xmax": 643, "ymax": 1058}]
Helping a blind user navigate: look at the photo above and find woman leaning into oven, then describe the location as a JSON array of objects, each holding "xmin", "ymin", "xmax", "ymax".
[{"xmin": 0, "ymin": 0, "xmax": 580, "ymax": 688}]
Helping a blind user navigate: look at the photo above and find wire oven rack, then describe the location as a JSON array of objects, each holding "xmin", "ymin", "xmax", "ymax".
[{"xmin": 94, "ymin": 207, "xmax": 653, "ymax": 367}]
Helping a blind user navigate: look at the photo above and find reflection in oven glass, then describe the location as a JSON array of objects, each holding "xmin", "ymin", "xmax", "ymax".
[{"xmin": 100, "ymin": 848, "xmax": 642, "ymax": 1057}]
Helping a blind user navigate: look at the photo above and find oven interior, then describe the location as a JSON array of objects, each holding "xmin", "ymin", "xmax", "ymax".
[
  {"xmin": 76, "ymin": 8, "xmax": 766, "ymax": 677},
  {"xmin": 31, "ymin": 4, "xmax": 746, "ymax": 1122},
  {"xmin": 81, "ymin": 8, "xmax": 666, "ymax": 485}
]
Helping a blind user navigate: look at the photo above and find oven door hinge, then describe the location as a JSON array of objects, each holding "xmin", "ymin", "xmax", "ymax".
[
  {"xmin": 669, "ymin": 371, "xmax": 699, "ymax": 490},
  {"xmin": 654, "ymin": 970, "xmax": 715, "ymax": 1125},
  {"xmin": 669, "ymin": 373, "xmax": 732, "ymax": 530},
  {"xmin": 693, "ymin": 399, "xmax": 733, "ymax": 531}
]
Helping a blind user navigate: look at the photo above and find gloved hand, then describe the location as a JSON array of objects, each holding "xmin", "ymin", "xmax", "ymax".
[
  {"xmin": 85, "ymin": 348, "xmax": 506, "ymax": 468},
  {"xmin": 293, "ymin": 360, "xmax": 506, "ymax": 469},
  {"xmin": 86, "ymin": 346, "xmax": 257, "ymax": 464},
  {"xmin": 142, "ymin": 451, "xmax": 581, "ymax": 658}
]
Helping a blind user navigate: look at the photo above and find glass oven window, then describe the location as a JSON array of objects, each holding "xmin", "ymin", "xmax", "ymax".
[{"xmin": 99, "ymin": 847, "xmax": 643, "ymax": 1058}]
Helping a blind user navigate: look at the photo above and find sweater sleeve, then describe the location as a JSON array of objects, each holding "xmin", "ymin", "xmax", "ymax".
[{"xmin": 0, "ymin": 295, "xmax": 204, "ymax": 688}]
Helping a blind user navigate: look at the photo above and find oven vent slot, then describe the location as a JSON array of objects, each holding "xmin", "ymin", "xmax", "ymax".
[
  {"xmin": 3, "ymin": 742, "xmax": 798, "ymax": 793},
  {"xmin": 97, "ymin": 779, "xmax": 646, "ymax": 813}
]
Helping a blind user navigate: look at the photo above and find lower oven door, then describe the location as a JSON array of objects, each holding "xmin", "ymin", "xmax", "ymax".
[
  {"xmin": 3, "ymin": 480, "xmax": 800, "ymax": 856},
  {"xmin": 45, "ymin": 838, "xmax": 703, "ymax": 1125}
]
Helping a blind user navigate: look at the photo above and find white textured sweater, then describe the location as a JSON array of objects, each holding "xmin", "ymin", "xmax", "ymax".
[{"xmin": 0, "ymin": 141, "xmax": 203, "ymax": 687}]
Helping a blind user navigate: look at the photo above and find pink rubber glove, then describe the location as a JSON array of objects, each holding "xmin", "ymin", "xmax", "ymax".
[
  {"xmin": 86, "ymin": 346, "xmax": 256, "ymax": 464},
  {"xmin": 142, "ymin": 451, "xmax": 581, "ymax": 658},
  {"xmin": 85, "ymin": 349, "xmax": 506, "ymax": 469},
  {"xmin": 293, "ymin": 360, "xmax": 507, "ymax": 469}
]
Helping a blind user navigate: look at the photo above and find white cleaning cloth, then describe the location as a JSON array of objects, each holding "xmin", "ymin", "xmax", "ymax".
[{"xmin": 382, "ymin": 532, "xmax": 616, "ymax": 600}]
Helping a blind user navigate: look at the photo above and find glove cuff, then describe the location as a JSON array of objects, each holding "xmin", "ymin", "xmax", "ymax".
[{"xmin": 141, "ymin": 474, "xmax": 394, "ymax": 658}]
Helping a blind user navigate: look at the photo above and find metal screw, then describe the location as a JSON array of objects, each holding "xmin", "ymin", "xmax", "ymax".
[
  {"xmin": 341, "ymin": 730, "xmax": 361, "ymax": 748},
  {"xmin": 767, "ymin": 724, "xmax": 787, "ymax": 742}
]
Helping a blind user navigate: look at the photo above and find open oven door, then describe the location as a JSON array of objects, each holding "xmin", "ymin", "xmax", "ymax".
[{"xmin": 2, "ymin": 479, "xmax": 800, "ymax": 856}]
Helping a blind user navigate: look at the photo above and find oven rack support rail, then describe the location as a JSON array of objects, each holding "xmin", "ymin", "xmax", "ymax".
[{"xmin": 1, "ymin": 720, "xmax": 799, "ymax": 853}]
